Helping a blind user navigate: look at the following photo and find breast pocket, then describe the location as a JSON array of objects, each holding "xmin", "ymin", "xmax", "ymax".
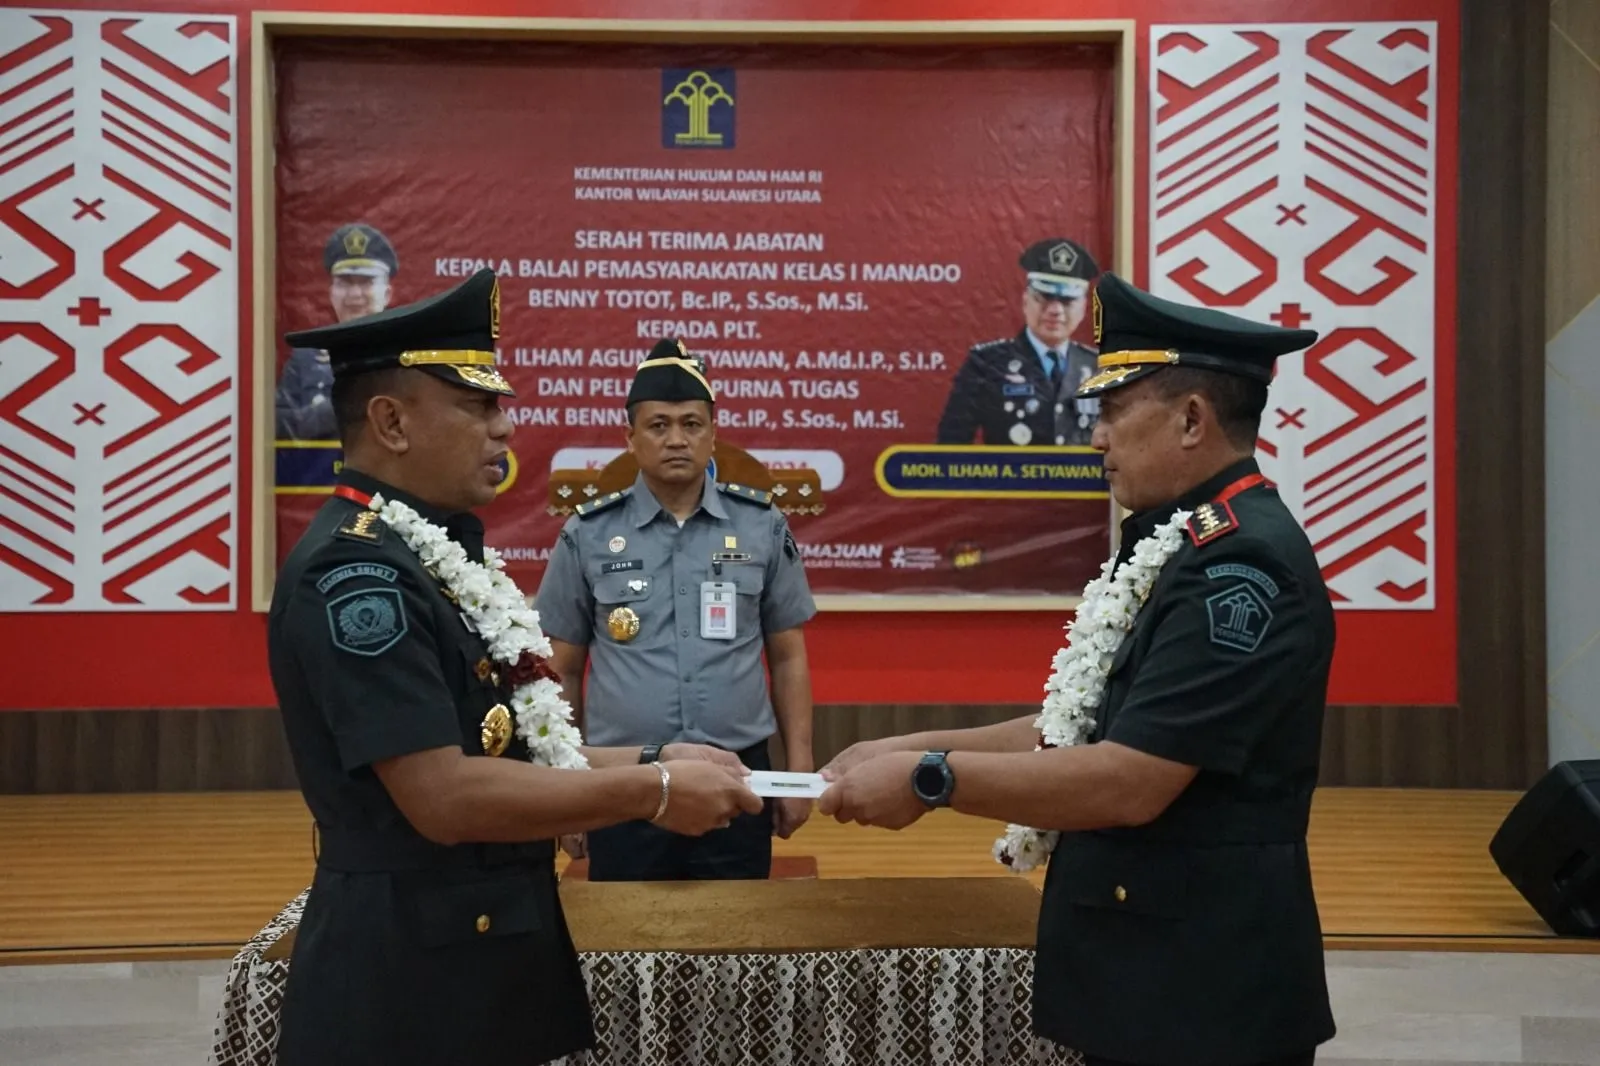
[
  {"xmin": 1108, "ymin": 634, "xmax": 1137, "ymax": 678},
  {"xmin": 727, "ymin": 564, "xmax": 765, "ymax": 639},
  {"xmin": 456, "ymin": 640, "xmax": 499, "ymax": 692},
  {"xmin": 1055, "ymin": 834, "xmax": 1189, "ymax": 921},
  {"xmin": 594, "ymin": 572, "xmax": 656, "ymax": 645},
  {"xmin": 396, "ymin": 871, "xmax": 544, "ymax": 949}
]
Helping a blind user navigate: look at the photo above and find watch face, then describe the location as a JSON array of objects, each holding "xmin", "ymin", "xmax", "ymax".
[{"xmin": 914, "ymin": 762, "xmax": 945, "ymax": 800}]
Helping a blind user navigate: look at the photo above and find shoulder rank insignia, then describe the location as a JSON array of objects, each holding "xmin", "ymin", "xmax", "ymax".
[
  {"xmin": 1186, "ymin": 501, "xmax": 1239, "ymax": 547},
  {"xmin": 718, "ymin": 482, "xmax": 773, "ymax": 506},
  {"xmin": 333, "ymin": 509, "xmax": 386, "ymax": 544},
  {"xmin": 575, "ymin": 488, "xmax": 630, "ymax": 518}
]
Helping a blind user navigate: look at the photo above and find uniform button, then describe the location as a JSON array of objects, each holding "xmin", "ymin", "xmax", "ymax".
[
  {"xmin": 1113, "ymin": 886, "xmax": 1127, "ymax": 903},
  {"xmin": 1055, "ymin": 403, "xmax": 1064, "ymax": 414},
  {"xmin": 1055, "ymin": 436, "xmax": 1066, "ymax": 445},
  {"xmin": 476, "ymin": 914, "xmax": 492, "ymax": 933},
  {"xmin": 680, "ymin": 628, "xmax": 689, "ymax": 637},
  {"xmin": 679, "ymin": 586, "xmax": 687, "ymax": 595}
]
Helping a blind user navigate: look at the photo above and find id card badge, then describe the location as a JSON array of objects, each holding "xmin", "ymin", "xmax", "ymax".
[{"xmin": 701, "ymin": 581, "xmax": 736, "ymax": 640}]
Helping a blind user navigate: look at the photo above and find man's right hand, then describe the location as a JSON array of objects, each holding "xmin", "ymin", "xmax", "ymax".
[{"xmin": 652, "ymin": 760, "xmax": 764, "ymax": 836}]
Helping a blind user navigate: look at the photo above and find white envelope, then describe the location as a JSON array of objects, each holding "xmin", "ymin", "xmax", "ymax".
[{"xmin": 748, "ymin": 770, "xmax": 829, "ymax": 798}]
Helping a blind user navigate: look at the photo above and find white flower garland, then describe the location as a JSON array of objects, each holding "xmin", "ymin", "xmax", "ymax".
[
  {"xmin": 370, "ymin": 494, "xmax": 589, "ymax": 771},
  {"xmin": 992, "ymin": 509, "xmax": 1191, "ymax": 872}
]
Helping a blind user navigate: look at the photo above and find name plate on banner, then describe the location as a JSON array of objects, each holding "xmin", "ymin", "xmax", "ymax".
[{"xmin": 874, "ymin": 446, "xmax": 1107, "ymax": 500}]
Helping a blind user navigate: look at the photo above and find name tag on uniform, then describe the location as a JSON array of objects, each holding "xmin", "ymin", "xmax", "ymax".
[{"xmin": 701, "ymin": 581, "xmax": 736, "ymax": 640}]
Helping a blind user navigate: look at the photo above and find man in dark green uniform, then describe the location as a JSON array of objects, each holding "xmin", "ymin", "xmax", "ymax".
[
  {"xmin": 268, "ymin": 267, "xmax": 762, "ymax": 1066},
  {"xmin": 820, "ymin": 271, "xmax": 1336, "ymax": 1066}
]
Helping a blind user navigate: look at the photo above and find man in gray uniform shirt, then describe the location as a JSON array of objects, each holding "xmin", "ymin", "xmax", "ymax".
[{"xmin": 535, "ymin": 338, "xmax": 819, "ymax": 880}]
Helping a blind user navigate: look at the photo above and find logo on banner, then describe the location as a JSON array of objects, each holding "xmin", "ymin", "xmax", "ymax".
[
  {"xmin": 890, "ymin": 547, "xmax": 940, "ymax": 571},
  {"xmin": 662, "ymin": 68, "xmax": 736, "ymax": 148}
]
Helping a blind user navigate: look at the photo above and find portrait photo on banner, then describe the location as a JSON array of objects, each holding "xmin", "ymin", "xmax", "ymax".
[{"xmin": 270, "ymin": 39, "xmax": 1120, "ymax": 600}]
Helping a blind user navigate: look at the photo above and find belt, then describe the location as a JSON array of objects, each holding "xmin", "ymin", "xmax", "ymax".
[{"xmin": 314, "ymin": 825, "xmax": 555, "ymax": 873}]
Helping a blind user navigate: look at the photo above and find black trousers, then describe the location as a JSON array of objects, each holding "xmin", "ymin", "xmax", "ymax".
[
  {"xmin": 1080, "ymin": 1053, "xmax": 1315, "ymax": 1066},
  {"xmin": 586, "ymin": 742, "xmax": 773, "ymax": 881}
]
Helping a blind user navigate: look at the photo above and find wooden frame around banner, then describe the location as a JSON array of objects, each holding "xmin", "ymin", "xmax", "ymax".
[{"xmin": 249, "ymin": 14, "xmax": 1138, "ymax": 613}]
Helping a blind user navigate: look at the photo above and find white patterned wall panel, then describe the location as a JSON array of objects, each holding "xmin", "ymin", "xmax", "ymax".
[
  {"xmin": 0, "ymin": 9, "xmax": 238, "ymax": 610},
  {"xmin": 1150, "ymin": 23, "xmax": 1438, "ymax": 609}
]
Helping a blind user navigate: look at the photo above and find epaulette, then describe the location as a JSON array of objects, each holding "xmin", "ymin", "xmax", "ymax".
[
  {"xmin": 718, "ymin": 481, "xmax": 773, "ymax": 506},
  {"xmin": 1185, "ymin": 501, "xmax": 1239, "ymax": 547},
  {"xmin": 575, "ymin": 488, "xmax": 630, "ymax": 518},
  {"xmin": 333, "ymin": 509, "xmax": 386, "ymax": 545}
]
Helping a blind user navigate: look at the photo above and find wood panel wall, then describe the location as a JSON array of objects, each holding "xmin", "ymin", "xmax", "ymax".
[
  {"xmin": 1449, "ymin": 0, "xmax": 1549, "ymax": 788},
  {"xmin": 0, "ymin": 0, "xmax": 1552, "ymax": 795},
  {"xmin": 0, "ymin": 700, "xmax": 1537, "ymax": 794}
]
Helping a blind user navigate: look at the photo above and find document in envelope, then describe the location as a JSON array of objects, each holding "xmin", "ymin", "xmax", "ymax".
[{"xmin": 748, "ymin": 770, "xmax": 829, "ymax": 798}]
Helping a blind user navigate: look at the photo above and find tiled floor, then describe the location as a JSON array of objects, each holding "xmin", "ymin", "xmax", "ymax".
[{"xmin": 0, "ymin": 951, "xmax": 1597, "ymax": 1065}]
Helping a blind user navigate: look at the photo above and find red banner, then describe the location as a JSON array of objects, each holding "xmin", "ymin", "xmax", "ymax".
[{"xmin": 273, "ymin": 41, "xmax": 1117, "ymax": 596}]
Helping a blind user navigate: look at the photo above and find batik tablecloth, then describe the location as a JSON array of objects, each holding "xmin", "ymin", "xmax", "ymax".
[{"xmin": 209, "ymin": 887, "xmax": 1080, "ymax": 1066}]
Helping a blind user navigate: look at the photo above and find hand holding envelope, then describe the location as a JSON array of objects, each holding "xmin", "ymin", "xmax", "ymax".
[{"xmin": 747, "ymin": 770, "xmax": 831, "ymax": 799}]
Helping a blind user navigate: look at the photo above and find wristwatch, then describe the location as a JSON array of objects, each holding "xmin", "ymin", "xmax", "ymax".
[
  {"xmin": 638, "ymin": 744, "xmax": 663, "ymax": 765},
  {"xmin": 910, "ymin": 751, "xmax": 956, "ymax": 808}
]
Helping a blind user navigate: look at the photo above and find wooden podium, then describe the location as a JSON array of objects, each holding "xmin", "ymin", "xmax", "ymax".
[
  {"xmin": 218, "ymin": 878, "xmax": 1078, "ymax": 1066},
  {"xmin": 560, "ymin": 876, "xmax": 1041, "ymax": 952}
]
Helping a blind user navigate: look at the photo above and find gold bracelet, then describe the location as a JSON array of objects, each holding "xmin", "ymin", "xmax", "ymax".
[{"xmin": 649, "ymin": 762, "xmax": 671, "ymax": 823}]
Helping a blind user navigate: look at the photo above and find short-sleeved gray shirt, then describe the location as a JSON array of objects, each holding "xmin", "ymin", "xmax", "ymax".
[{"xmin": 533, "ymin": 473, "xmax": 816, "ymax": 749}]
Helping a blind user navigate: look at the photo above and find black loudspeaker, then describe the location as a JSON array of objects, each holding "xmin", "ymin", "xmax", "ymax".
[{"xmin": 1489, "ymin": 760, "xmax": 1600, "ymax": 937}]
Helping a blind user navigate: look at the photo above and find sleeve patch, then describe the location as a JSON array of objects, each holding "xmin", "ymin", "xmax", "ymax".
[
  {"xmin": 316, "ymin": 562, "xmax": 398, "ymax": 595},
  {"xmin": 1204, "ymin": 583, "xmax": 1274, "ymax": 652},
  {"xmin": 1185, "ymin": 501, "xmax": 1238, "ymax": 546},
  {"xmin": 1204, "ymin": 563, "xmax": 1279, "ymax": 599},
  {"xmin": 783, "ymin": 528, "xmax": 799, "ymax": 561},
  {"xmin": 326, "ymin": 587, "xmax": 408, "ymax": 657}
]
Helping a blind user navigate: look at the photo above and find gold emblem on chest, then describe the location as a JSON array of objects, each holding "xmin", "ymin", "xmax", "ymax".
[
  {"xmin": 607, "ymin": 606, "xmax": 640, "ymax": 642},
  {"xmin": 481, "ymin": 702, "xmax": 512, "ymax": 757}
]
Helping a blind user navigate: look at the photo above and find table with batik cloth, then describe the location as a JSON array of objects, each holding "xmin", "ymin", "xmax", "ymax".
[{"xmin": 209, "ymin": 877, "xmax": 1081, "ymax": 1066}]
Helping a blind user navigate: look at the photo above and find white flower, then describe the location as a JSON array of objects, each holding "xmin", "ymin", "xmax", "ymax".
[
  {"xmin": 372, "ymin": 496, "xmax": 589, "ymax": 771},
  {"xmin": 994, "ymin": 510, "xmax": 1189, "ymax": 872}
]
